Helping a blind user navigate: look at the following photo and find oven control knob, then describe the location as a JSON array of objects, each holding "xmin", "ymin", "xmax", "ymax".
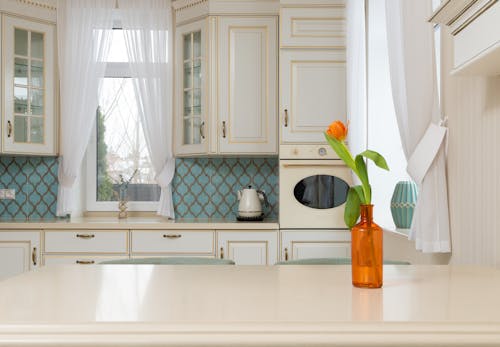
[{"xmin": 318, "ymin": 147, "xmax": 327, "ymax": 156}]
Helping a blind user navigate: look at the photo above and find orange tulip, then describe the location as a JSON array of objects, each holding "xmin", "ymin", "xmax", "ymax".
[{"xmin": 326, "ymin": 120, "xmax": 348, "ymax": 141}]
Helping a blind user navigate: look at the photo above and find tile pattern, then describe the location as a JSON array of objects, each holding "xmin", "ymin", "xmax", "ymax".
[
  {"xmin": 0, "ymin": 156, "xmax": 59, "ymax": 219},
  {"xmin": 173, "ymin": 158, "xmax": 279, "ymax": 219}
]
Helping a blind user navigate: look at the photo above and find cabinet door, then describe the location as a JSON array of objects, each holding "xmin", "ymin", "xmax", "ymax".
[
  {"xmin": 3, "ymin": 15, "xmax": 56, "ymax": 155},
  {"xmin": 281, "ymin": 230, "xmax": 350, "ymax": 262},
  {"xmin": 280, "ymin": 49, "xmax": 346, "ymax": 143},
  {"xmin": 0, "ymin": 231, "xmax": 40, "ymax": 280},
  {"xmin": 217, "ymin": 230, "xmax": 277, "ymax": 265},
  {"xmin": 175, "ymin": 19, "xmax": 207, "ymax": 156},
  {"xmin": 218, "ymin": 17, "xmax": 278, "ymax": 154}
]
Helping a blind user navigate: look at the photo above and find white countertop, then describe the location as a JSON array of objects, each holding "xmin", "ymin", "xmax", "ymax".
[
  {"xmin": 0, "ymin": 265, "xmax": 500, "ymax": 346},
  {"xmin": 0, "ymin": 217, "xmax": 279, "ymax": 230}
]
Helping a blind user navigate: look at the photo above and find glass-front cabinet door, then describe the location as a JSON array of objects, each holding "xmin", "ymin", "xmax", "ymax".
[
  {"xmin": 175, "ymin": 19, "xmax": 206, "ymax": 156},
  {"xmin": 3, "ymin": 15, "xmax": 56, "ymax": 155}
]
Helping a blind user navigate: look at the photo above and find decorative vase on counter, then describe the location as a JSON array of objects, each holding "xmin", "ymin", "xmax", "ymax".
[
  {"xmin": 351, "ymin": 204, "xmax": 383, "ymax": 288},
  {"xmin": 390, "ymin": 181, "xmax": 418, "ymax": 230}
]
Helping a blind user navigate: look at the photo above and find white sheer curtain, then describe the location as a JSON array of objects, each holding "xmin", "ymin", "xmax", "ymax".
[
  {"xmin": 120, "ymin": 0, "xmax": 175, "ymax": 218},
  {"xmin": 56, "ymin": 0, "xmax": 114, "ymax": 216},
  {"xmin": 385, "ymin": 0, "xmax": 450, "ymax": 252},
  {"xmin": 346, "ymin": 0, "xmax": 367, "ymax": 178}
]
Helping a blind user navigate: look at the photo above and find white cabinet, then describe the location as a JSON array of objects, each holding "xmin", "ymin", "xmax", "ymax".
[
  {"xmin": 0, "ymin": 231, "xmax": 40, "ymax": 280},
  {"xmin": 280, "ymin": 230, "xmax": 350, "ymax": 262},
  {"xmin": 217, "ymin": 230, "xmax": 278, "ymax": 265},
  {"xmin": 174, "ymin": 4, "xmax": 278, "ymax": 156},
  {"xmin": 280, "ymin": 49, "xmax": 346, "ymax": 143},
  {"xmin": 131, "ymin": 230, "xmax": 215, "ymax": 256},
  {"xmin": 218, "ymin": 17, "xmax": 277, "ymax": 154},
  {"xmin": 2, "ymin": 15, "xmax": 56, "ymax": 155}
]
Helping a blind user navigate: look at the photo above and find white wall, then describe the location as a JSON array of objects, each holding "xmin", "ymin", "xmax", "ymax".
[{"xmin": 442, "ymin": 27, "xmax": 500, "ymax": 266}]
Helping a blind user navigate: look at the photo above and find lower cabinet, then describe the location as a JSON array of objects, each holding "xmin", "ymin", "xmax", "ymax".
[
  {"xmin": 217, "ymin": 230, "xmax": 278, "ymax": 265},
  {"xmin": 0, "ymin": 231, "xmax": 40, "ymax": 280},
  {"xmin": 280, "ymin": 230, "xmax": 351, "ymax": 262}
]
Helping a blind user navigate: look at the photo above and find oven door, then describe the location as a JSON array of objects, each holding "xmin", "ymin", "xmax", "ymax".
[{"xmin": 279, "ymin": 160, "xmax": 352, "ymax": 229}]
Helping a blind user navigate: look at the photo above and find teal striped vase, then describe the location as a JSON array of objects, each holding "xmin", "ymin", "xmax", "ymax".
[{"xmin": 390, "ymin": 181, "xmax": 418, "ymax": 229}]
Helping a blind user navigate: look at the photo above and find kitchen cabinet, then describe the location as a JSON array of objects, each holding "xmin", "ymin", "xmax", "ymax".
[
  {"xmin": 173, "ymin": 1, "xmax": 278, "ymax": 156},
  {"xmin": 217, "ymin": 230, "xmax": 278, "ymax": 265},
  {"xmin": 0, "ymin": 231, "xmax": 40, "ymax": 280},
  {"xmin": 279, "ymin": 0, "xmax": 346, "ymax": 144},
  {"xmin": 280, "ymin": 230, "xmax": 350, "ymax": 262},
  {"xmin": 2, "ymin": 14, "xmax": 56, "ymax": 155},
  {"xmin": 429, "ymin": 0, "xmax": 500, "ymax": 75}
]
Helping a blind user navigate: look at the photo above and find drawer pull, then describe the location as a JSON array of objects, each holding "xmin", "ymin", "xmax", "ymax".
[
  {"xmin": 76, "ymin": 234, "xmax": 95, "ymax": 239},
  {"xmin": 284, "ymin": 247, "xmax": 289, "ymax": 261},
  {"xmin": 284, "ymin": 109, "xmax": 288, "ymax": 127},
  {"xmin": 163, "ymin": 234, "xmax": 182, "ymax": 239},
  {"xmin": 76, "ymin": 260, "xmax": 95, "ymax": 265},
  {"xmin": 220, "ymin": 246, "xmax": 224, "ymax": 259}
]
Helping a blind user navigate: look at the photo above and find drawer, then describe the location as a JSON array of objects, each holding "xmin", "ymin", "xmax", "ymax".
[
  {"xmin": 131, "ymin": 230, "xmax": 215, "ymax": 255},
  {"xmin": 281, "ymin": 230, "xmax": 351, "ymax": 261},
  {"xmin": 280, "ymin": 6, "xmax": 345, "ymax": 48},
  {"xmin": 43, "ymin": 255, "xmax": 128, "ymax": 266},
  {"xmin": 44, "ymin": 230, "xmax": 128, "ymax": 254}
]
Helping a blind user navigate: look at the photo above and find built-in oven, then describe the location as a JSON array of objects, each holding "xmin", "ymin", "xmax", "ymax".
[{"xmin": 279, "ymin": 158, "xmax": 352, "ymax": 229}]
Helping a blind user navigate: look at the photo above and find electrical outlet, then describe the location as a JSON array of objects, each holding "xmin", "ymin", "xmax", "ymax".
[{"xmin": 0, "ymin": 189, "xmax": 15, "ymax": 200}]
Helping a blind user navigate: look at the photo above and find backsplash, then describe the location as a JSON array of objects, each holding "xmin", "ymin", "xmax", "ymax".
[
  {"xmin": 0, "ymin": 156, "xmax": 278, "ymax": 220},
  {"xmin": 0, "ymin": 156, "xmax": 58, "ymax": 219},
  {"xmin": 172, "ymin": 158, "xmax": 278, "ymax": 219}
]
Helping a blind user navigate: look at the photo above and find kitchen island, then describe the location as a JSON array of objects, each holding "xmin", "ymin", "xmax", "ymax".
[{"xmin": 0, "ymin": 265, "xmax": 499, "ymax": 346}]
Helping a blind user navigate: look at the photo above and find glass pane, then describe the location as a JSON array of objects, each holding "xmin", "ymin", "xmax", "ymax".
[
  {"xmin": 31, "ymin": 60, "xmax": 44, "ymax": 88},
  {"xmin": 30, "ymin": 89, "xmax": 44, "ymax": 115},
  {"xmin": 96, "ymin": 78, "xmax": 159, "ymax": 202},
  {"xmin": 31, "ymin": 32, "xmax": 44, "ymax": 59},
  {"xmin": 14, "ymin": 87, "xmax": 28, "ymax": 114},
  {"xmin": 193, "ymin": 88, "xmax": 201, "ymax": 112},
  {"xmin": 193, "ymin": 117, "xmax": 201, "ymax": 144},
  {"xmin": 193, "ymin": 62, "xmax": 201, "ymax": 89},
  {"xmin": 183, "ymin": 90, "xmax": 192, "ymax": 116},
  {"xmin": 14, "ymin": 29, "xmax": 28, "ymax": 56},
  {"xmin": 14, "ymin": 58, "xmax": 28, "ymax": 85},
  {"xmin": 193, "ymin": 31, "xmax": 201, "ymax": 58},
  {"xmin": 14, "ymin": 116, "xmax": 28, "ymax": 142},
  {"xmin": 30, "ymin": 117, "xmax": 43, "ymax": 143},
  {"xmin": 183, "ymin": 61, "xmax": 192, "ymax": 89},
  {"xmin": 183, "ymin": 33, "xmax": 191, "ymax": 60},
  {"xmin": 293, "ymin": 175, "xmax": 349, "ymax": 209},
  {"xmin": 183, "ymin": 118, "xmax": 192, "ymax": 145}
]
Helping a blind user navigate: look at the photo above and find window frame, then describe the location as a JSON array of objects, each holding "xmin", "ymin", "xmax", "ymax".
[{"xmin": 85, "ymin": 55, "xmax": 159, "ymax": 212}]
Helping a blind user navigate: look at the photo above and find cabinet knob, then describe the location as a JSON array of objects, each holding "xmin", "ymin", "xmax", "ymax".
[
  {"xmin": 222, "ymin": 121, "xmax": 227, "ymax": 138},
  {"xmin": 32, "ymin": 247, "xmax": 37, "ymax": 266},
  {"xmin": 284, "ymin": 109, "xmax": 289, "ymax": 127},
  {"xmin": 163, "ymin": 234, "xmax": 182, "ymax": 239},
  {"xmin": 284, "ymin": 247, "xmax": 289, "ymax": 261},
  {"xmin": 76, "ymin": 260, "xmax": 95, "ymax": 265},
  {"xmin": 7, "ymin": 121, "xmax": 12, "ymax": 138},
  {"xmin": 220, "ymin": 246, "xmax": 224, "ymax": 259}
]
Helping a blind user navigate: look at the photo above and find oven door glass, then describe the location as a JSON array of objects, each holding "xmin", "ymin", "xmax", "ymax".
[{"xmin": 293, "ymin": 175, "xmax": 349, "ymax": 209}]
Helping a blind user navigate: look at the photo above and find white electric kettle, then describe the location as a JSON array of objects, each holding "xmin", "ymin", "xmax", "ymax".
[{"xmin": 237, "ymin": 185, "xmax": 268, "ymax": 221}]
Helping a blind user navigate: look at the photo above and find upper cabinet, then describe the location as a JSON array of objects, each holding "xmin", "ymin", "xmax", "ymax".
[
  {"xmin": 173, "ymin": 0, "xmax": 278, "ymax": 156},
  {"xmin": 279, "ymin": 0, "xmax": 346, "ymax": 145},
  {"xmin": 2, "ymin": 14, "xmax": 57, "ymax": 155},
  {"xmin": 430, "ymin": 0, "xmax": 500, "ymax": 75}
]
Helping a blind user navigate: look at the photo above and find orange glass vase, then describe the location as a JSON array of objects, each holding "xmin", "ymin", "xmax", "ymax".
[{"xmin": 351, "ymin": 204, "xmax": 383, "ymax": 288}]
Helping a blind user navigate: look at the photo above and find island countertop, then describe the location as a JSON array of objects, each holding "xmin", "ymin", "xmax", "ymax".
[{"xmin": 0, "ymin": 265, "xmax": 500, "ymax": 346}]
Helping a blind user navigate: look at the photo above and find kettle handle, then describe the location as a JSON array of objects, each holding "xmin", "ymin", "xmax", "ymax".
[{"xmin": 257, "ymin": 190, "xmax": 269, "ymax": 207}]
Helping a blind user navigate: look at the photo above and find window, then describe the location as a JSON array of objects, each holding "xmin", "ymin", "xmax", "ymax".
[{"xmin": 86, "ymin": 29, "xmax": 160, "ymax": 211}]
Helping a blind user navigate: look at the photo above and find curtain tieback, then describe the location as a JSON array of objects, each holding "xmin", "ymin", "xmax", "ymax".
[
  {"xmin": 156, "ymin": 157, "xmax": 175, "ymax": 188},
  {"xmin": 406, "ymin": 122, "xmax": 447, "ymax": 185}
]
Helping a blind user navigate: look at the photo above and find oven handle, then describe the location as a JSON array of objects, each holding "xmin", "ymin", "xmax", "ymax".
[{"xmin": 281, "ymin": 163, "xmax": 344, "ymax": 168}]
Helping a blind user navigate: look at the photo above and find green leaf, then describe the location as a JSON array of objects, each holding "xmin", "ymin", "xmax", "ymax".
[
  {"xmin": 351, "ymin": 185, "xmax": 366, "ymax": 204},
  {"xmin": 355, "ymin": 155, "xmax": 371, "ymax": 203},
  {"xmin": 361, "ymin": 150, "xmax": 390, "ymax": 171},
  {"xmin": 324, "ymin": 133, "xmax": 356, "ymax": 172},
  {"xmin": 344, "ymin": 187, "xmax": 361, "ymax": 228}
]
